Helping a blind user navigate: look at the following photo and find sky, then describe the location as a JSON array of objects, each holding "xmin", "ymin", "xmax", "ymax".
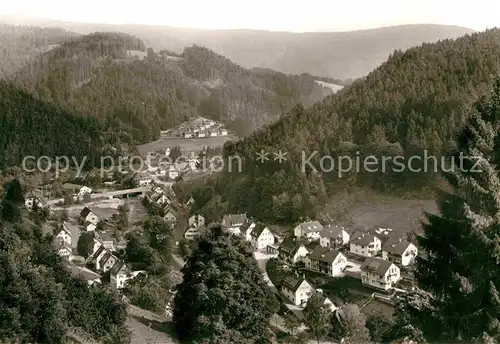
[{"xmin": 0, "ymin": 0, "xmax": 499, "ymax": 32}]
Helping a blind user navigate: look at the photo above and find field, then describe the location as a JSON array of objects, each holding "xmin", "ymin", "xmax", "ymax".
[
  {"xmin": 344, "ymin": 199, "xmax": 437, "ymax": 235},
  {"xmin": 137, "ymin": 135, "xmax": 236, "ymax": 157}
]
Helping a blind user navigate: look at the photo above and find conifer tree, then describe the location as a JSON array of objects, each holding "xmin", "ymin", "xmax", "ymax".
[{"xmin": 410, "ymin": 78, "xmax": 500, "ymax": 342}]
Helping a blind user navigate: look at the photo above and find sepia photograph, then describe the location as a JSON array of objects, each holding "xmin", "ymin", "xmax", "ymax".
[{"xmin": 0, "ymin": 1, "xmax": 499, "ymax": 343}]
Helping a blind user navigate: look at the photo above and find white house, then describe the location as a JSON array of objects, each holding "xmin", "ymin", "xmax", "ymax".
[
  {"xmin": 240, "ymin": 220, "xmax": 257, "ymax": 241},
  {"xmin": 349, "ymin": 232, "xmax": 382, "ymax": 257},
  {"xmin": 80, "ymin": 207, "xmax": 99, "ymax": 226},
  {"xmin": 139, "ymin": 178, "xmax": 153, "ymax": 186},
  {"xmin": 78, "ymin": 186, "xmax": 92, "ymax": 196},
  {"xmin": 281, "ymin": 275, "xmax": 315, "ymax": 307},
  {"xmin": 184, "ymin": 132, "xmax": 193, "ymax": 138},
  {"xmin": 219, "ymin": 128, "xmax": 228, "ymax": 136},
  {"xmin": 57, "ymin": 244, "xmax": 73, "ymax": 260},
  {"xmin": 305, "ymin": 247, "xmax": 348, "ymax": 277},
  {"xmin": 382, "ymin": 239, "xmax": 418, "ymax": 266},
  {"xmin": 94, "ymin": 231, "xmax": 115, "ymax": 251},
  {"xmin": 198, "ymin": 132, "xmax": 206, "ymax": 138},
  {"xmin": 221, "ymin": 213, "xmax": 248, "ymax": 235},
  {"xmin": 360, "ymin": 257, "xmax": 400, "ymax": 290},
  {"xmin": 24, "ymin": 190, "xmax": 48, "ymax": 211},
  {"xmin": 250, "ymin": 224, "xmax": 275, "ymax": 250},
  {"xmin": 293, "ymin": 221, "xmax": 324, "ymax": 239},
  {"xmin": 163, "ymin": 209, "xmax": 177, "ymax": 224},
  {"xmin": 56, "ymin": 224, "xmax": 73, "ymax": 246},
  {"xmin": 110, "ymin": 261, "xmax": 145, "ymax": 289},
  {"xmin": 98, "ymin": 252, "xmax": 118, "ymax": 273},
  {"xmin": 278, "ymin": 237, "xmax": 310, "ymax": 264},
  {"xmin": 85, "ymin": 222, "xmax": 97, "ymax": 232},
  {"xmin": 168, "ymin": 165, "xmax": 179, "ymax": 180},
  {"xmin": 209, "ymin": 129, "xmax": 218, "ymax": 137},
  {"xmin": 188, "ymin": 214, "xmax": 205, "ymax": 228},
  {"xmin": 320, "ymin": 225, "xmax": 350, "ymax": 248}
]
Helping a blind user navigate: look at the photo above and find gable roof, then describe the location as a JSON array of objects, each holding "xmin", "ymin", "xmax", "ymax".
[
  {"xmin": 110, "ymin": 260, "xmax": 128, "ymax": 276},
  {"xmin": 308, "ymin": 247, "xmax": 343, "ymax": 264},
  {"xmin": 281, "ymin": 275, "xmax": 312, "ymax": 293},
  {"xmin": 297, "ymin": 221, "xmax": 324, "ymax": 234},
  {"xmin": 321, "ymin": 225, "xmax": 347, "ymax": 239},
  {"xmin": 99, "ymin": 252, "xmax": 115, "ymax": 266},
  {"xmin": 92, "ymin": 245, "xmax": 105, "ymax": 259},
  {"xmin": 188, "ymin": 214, "xmax": 204, "ymax": 226},
  {"xmin": 360, "ymin": 257, "xmax": 396, "ymax": 276},
  {"xmin": 67, "ymin": 265, "xmax": 101, "ymax": 281},
  {"xmin": 382, "ymin": 239, "xmax": 414, "ymax": 256},
  {"xmin": 251, "ymin": 223, "xmax": 271, "ymax": 238},
  {"xmin": 56, "ymin": 223, "xmax": 72, "ymax": 237},
  {"xmin": 80, "ymin": 207, "xmax": 92, "ymax": 218},
  {"xmin": 223, "ymin": 213, "xmax": 247, "ymax": 227},
  {"xmin": 239, "ymin": 219, "xmax": 255, "ymax": 232},
  {"xmin": 350, "ymin": 232, "xmax": 379, "ymax": 246}
]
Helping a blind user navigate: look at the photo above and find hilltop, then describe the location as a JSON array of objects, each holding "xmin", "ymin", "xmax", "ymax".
[
  {"xmin": 0, "ymin": 23, "xmax": 79, "ymax": 79},
  {"xmin": 0, "ymin": 17, "xmax": 475, "ymax": 79},
  {"xmin": 188, "ymin": 28, "xmax": 500, "ymax": 223},
  {"xmin": 11, "ymin": 30, "xmax": 333, "ymax": 144}
]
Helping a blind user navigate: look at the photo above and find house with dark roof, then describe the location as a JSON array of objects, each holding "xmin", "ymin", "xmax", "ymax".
[
  {"xmin": 305, "ymin": 247, "xmax": 348, "ymax": 276},
  {"xmin": 109, "ymin": 261, "xmax": 145, "ymax": 289},
  {"xmin": 67, "ymin": 265, "xmax": 101, "ymax": 286},
  {"xmin": 55, "ymin": 223, "xmax": 73, "ymax": 246},
  {"xmin": 278, "ymin": 237, "xmax": 310, "ymax": 264},
  {"xmin": 320, "ymin": 225, "xmax": 350, "ymax": 248},
  {"xmin": 250, "ymin": 224, "xmax": 275, "ymax": 250},
  {"xmin": 360, "ymin": 257, "xmax": 400, "ymax": 290},
  {"xmin": 382, "ymin": 238, "xmax": 418, "ymax": 266},
  {"xmin": 293, "ymin": 221, "xmax": 324, "ymax": 239},
  {"xmin": 221, "ymin": 213, "xmax": 248, "ymax": 235},
  {"xmin": 240, "ymin": 219, "xmax": 256, "ymax": 241},
  {"xmin": 280, "ymin": 274, "xmax": 315, "ymax": 307},
  {"xmin": 98, "ymin": 251, "xmax": 118, "ymax": 273},
  {"xmin": 80, "ymin": 207, "xmax": 99, "ymax": 225},
  {"xmin": 349, "ymin": 231, "xmax": 382, "ymax": 257}
]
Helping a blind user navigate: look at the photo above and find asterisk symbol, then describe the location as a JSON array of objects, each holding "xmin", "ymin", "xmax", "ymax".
[
  {"xmin": 256, "ymin": 150, "xmax": 270, "ymax": 163},
  {"xmin": 274, "ymin": 150, "xmax": 288, "ymax": 163}
]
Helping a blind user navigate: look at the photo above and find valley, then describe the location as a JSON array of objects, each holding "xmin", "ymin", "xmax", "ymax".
[{"xmin": 0, "ymin": 12, "xmax": 499, "ymax": 344}]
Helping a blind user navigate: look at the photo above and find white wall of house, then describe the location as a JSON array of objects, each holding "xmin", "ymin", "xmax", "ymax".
[
  {"xmin": 86, "ymin": 223, "xmax": 96, "ymax": 232},
  {"xmin": 57, "ymin": 230, "xmax": 72, "ymax": 246},
  {"xmin": 252, "ymin": 228, "xmax": 275, "ymax": 250},
  {"xmin": 85, "ymin": 213, "xmax": 99, "ymax": 225},
  {"xmin": 401, "ymin": 244, "xmax": 418, "ymax": 266},
  {"xmin": 245, "ymin": 222, "xmax": 256, "ymax": 241},
  {"xmin": 291, "ymin": 246, "xmax": 310, "ymax": 264},
  {"xmin": 78, "ymin": 186, "xmax": 92, "ymax": 196},
  {"xmin": 102, "ymin": 256, "xmax": 117, "ymax": 272},
  {"xmin": 281, "ymin": 280, "xmax": 314, "ymax": 306},
  {"xmin": 58, "ymin": 247, "xmax": 72, "ymax": 259},
  {"xmin": 349, "ymin": 237, "xmax": 381, "ymax": 257},
  {"xmin": 361, "ymin": 265, "xmax": 400, "ymax": 290}
]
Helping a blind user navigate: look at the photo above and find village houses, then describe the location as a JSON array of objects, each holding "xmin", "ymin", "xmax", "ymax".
[
  {"xmin": 250, "ymin": 224, "xmax": 275, "ymax": 250},
  {"xmin": 163, "ymin": 207, "xmax": 178, "ymax": 225},
  {"xmin": 280, "ymin": 274, "xmax": 315, "ymax": 307},
  {"xmin": 382, "ymin": 238, "xmax": 418, "ymax": 266},
  {"xmin": 278, "ymin": 237, "xmax": 310, "ymax": 264},
  {"xmin": 24, "ymin": 190, "xmax": 50, "ymax": 211},
  {"xmin": 293, "ymin": 220, "xmax": 324, "ymax": 239},
  {"xmin": 62, "ymin": 183, "xmax": 92, "ymax": 196},
  {"xmin": 349, "ymin": 231, "xmax": 382, "ymax": 257},
  {"xmin": 320, "ymin": 225, "xmax": 350, "ymax": 248},
  {"xmin": 222, "ymin": 213, "xmax": 248, "ymax": 236},
  {"xmin": 67, "ymin": 265, "xmax": 102, "ymax": 286},
  {"xmin": 184, "ymin": 214, "xmax": 205, "ymax": 240},
  {"xmin": 360, "ymin": 257, "xmax": 401, "ymax": 290},
  {"xmin": 56, "ymin": 224, "xmax": 73, "ymax": 247},
  {"xmin": 305, "ymin": 247, "xmax": 348, "ymax": 277}
]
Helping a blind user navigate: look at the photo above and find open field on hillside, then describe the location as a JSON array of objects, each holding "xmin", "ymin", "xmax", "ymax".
[
  {"xmin": 138, "ymin": 135, "xmax": 237, "ymax": 156},
  {"xmin": 336, "ymin": 198, "xmax": 437, "ymax": 236}
]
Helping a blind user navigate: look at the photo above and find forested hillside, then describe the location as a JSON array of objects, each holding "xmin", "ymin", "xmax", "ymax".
[
  {"xmin": 189, "ymin": 28, "xmax": 500, "ymax": 223},
  {"xmin": 0, "ymin": 81, "xmax": 127, "ymax": 169},
  {"xmin": 13, "ymin": 31, "xmax": 332, "ymax": 142},
  {"xmin": 0, "ymin": 24, "xmax": 79, "ymax": 79},
  {"xmin": 2, "ymin": 18, "xmax": 474, "ymax": 79}
]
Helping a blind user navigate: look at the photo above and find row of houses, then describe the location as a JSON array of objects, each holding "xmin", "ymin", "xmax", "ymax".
[
  {"xmin": 219, "ymin": 214, "xmax": 417, "ymax": 292},
  {"xmin": 54, "ymin": 221, "xmax": 144, "ymax": 289},
  {"xmin": 144, "ymin": 183, "xmax": 181, "ymax": 226}
]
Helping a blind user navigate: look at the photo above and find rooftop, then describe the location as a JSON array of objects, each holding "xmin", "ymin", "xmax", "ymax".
[{"xmin": 360, "ymin": 257, "xmax": 396, "ymax": 276}]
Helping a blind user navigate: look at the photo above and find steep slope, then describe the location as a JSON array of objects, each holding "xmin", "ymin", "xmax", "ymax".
[
  {"xmin": 0, "ymin": 23, "xmax": 79, "ymax": 79},
  {"xmin": 189, "ymin": 28, "xmax": 500, "ymax": 223},
  {"xmin": 0, "ymin": 81, "xmax": 127, "ymax": 169},
  {"xmin": 13, "ymin": 32, "xmax": 331, "ymax": 141},
  {"xmin": 0, "ymin": 17, "xmax": 475, "ymax": 79}
]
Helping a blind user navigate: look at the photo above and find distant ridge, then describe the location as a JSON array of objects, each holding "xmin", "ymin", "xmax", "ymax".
[{"xmin": 0, "ymin": 16, "xmax": 475, "ymax": 79}]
